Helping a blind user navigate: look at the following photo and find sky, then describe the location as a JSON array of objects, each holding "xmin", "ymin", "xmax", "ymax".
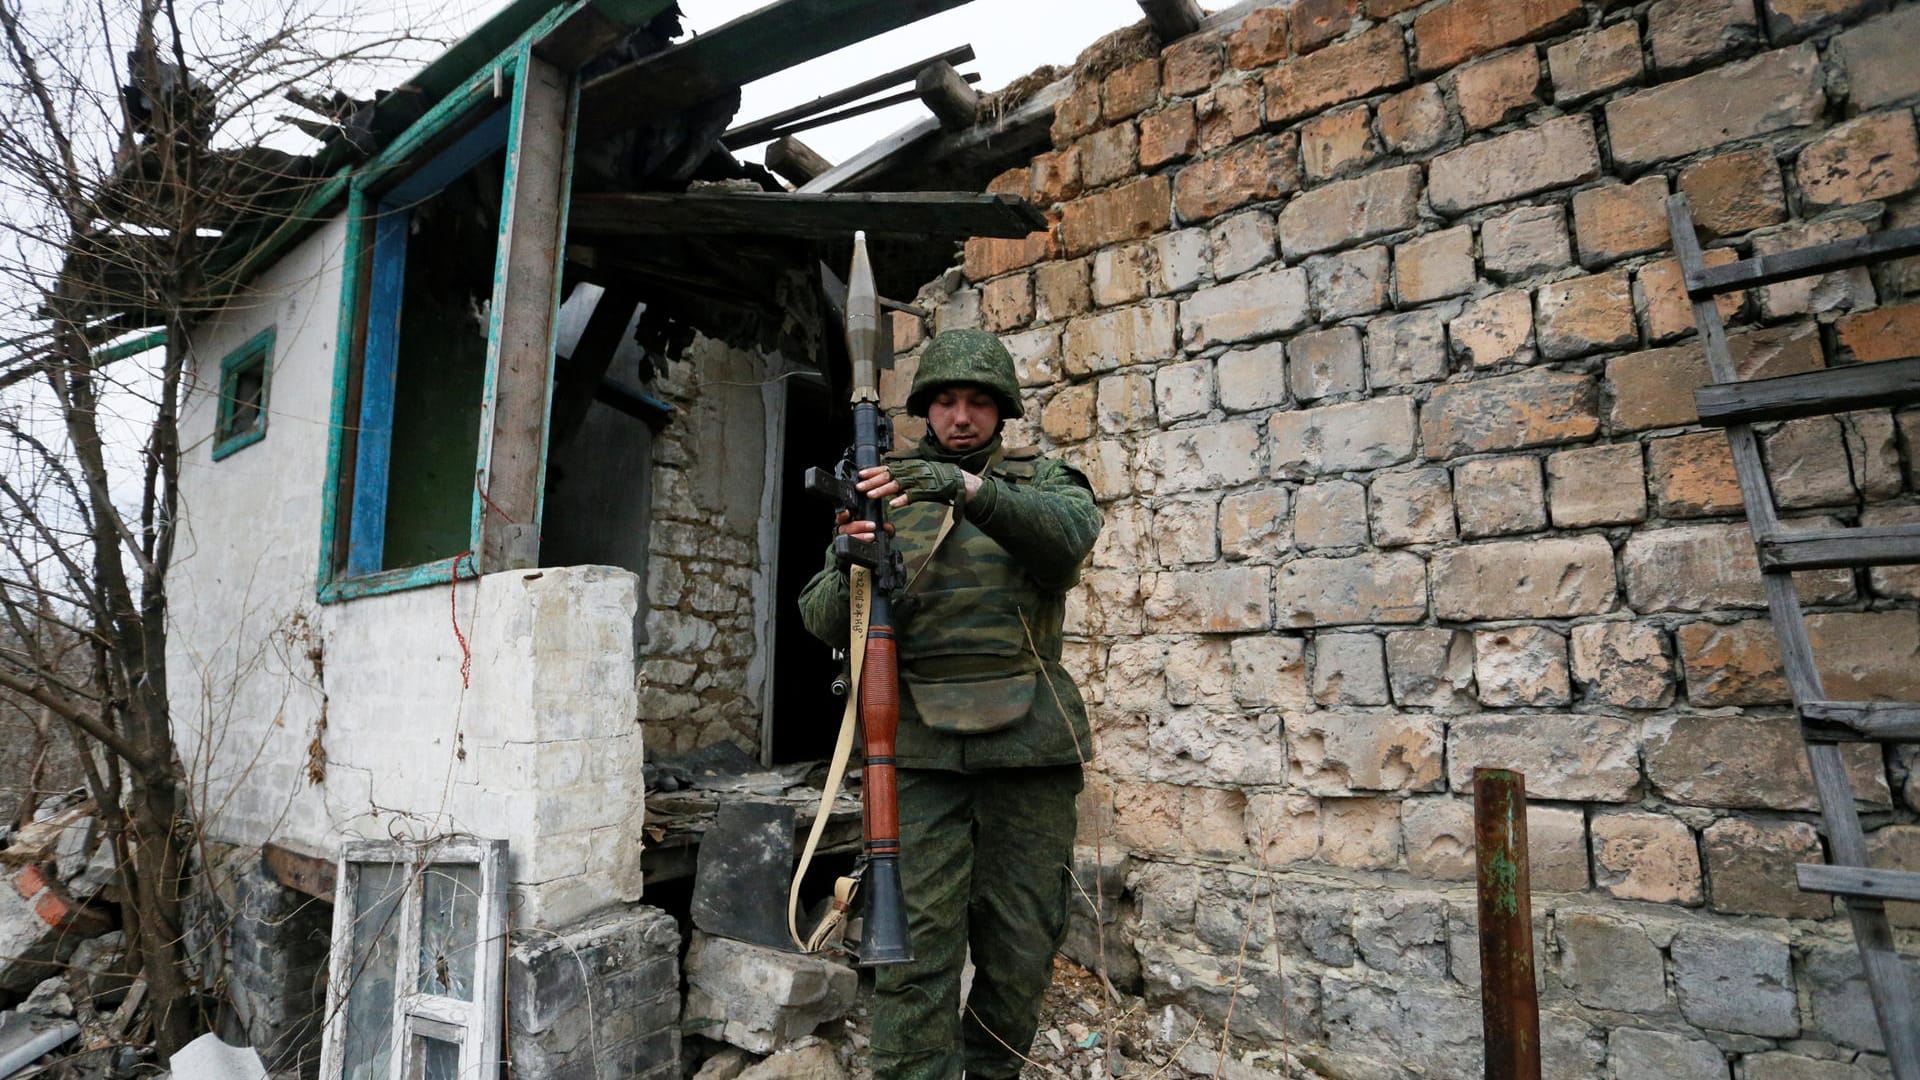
[{"xmin": 497, "ymin": 0, "xmax": 1148, "ymax": 164}]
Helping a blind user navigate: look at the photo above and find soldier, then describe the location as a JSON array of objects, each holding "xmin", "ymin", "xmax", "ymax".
[{"xmin": 798, "ymin": 327, "xmax": 1103, "ymax": 1080}]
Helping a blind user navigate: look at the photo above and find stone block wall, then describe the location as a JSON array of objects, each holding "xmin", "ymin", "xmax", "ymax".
[
  {"xmin": 634, "ymin": 336, "xmax": 778, "ymax": 757},
  {"xmin": 508, "ymin": 906, "xmax": 683, "ymax": 1080},
  {"xmin": 888, "ymin": 1, "xmax": 1920, "ymax": 1075},
  {"xmin": 197, "ymin": 846, "xmax": 332, "ymax": 1078}
]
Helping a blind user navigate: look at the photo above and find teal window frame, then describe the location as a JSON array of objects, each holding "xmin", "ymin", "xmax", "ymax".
[
  {"xmin": 212, "ymin": 327, "xmax": 273, "ymax": 460},
  {"xmin": 317, "ymin": 31, "xmax": 574, "ymax": 605}
]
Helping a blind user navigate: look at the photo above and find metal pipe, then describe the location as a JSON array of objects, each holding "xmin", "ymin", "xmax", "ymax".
[
  {"xmin": 1474, "ymin": 767, "xmax": 1541, "ymax": 1080},
  {"xmin": 0, "ymin": 1017, "xmax": 80, "ymax": 1079}
]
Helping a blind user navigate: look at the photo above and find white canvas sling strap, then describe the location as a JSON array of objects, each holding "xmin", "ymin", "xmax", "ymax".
[{"xmin": 787, "ymin": 504, "xmax": 959, "ymax": 952}]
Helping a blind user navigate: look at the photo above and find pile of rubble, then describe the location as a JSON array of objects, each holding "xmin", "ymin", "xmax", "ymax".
[
  {"xmin": 0, "ymin": 792, "xmax": 146, "ymax": 1079},
  {"xmin": 680, "ymin": 937, "xmax": 1325, "ymax": 1080}
]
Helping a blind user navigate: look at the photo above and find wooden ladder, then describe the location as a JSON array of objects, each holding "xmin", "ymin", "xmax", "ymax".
[{"xmin": 1666, "ymin": 194, "xmax": 1920, "ymax": 1079}]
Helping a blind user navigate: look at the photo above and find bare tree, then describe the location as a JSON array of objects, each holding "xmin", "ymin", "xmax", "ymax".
[{"xmin": 0, "ymin": 0, "xmax": 427, "ymax": 1055}]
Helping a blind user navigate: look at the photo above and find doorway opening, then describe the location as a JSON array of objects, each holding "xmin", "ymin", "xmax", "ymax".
[{"xmin": 767, "ymin": 375, "xmax": 848, "ymax": 765}]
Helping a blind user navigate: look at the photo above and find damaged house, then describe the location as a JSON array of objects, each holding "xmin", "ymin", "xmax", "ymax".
[{"xmin": 15, "ymin": 0, "xmax": 1920, "ymax": 1076}]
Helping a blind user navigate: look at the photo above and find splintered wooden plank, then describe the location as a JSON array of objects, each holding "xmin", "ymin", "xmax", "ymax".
[
  {"xmin": 263, "ymin": 843, "xmax": 337, "ymax": 901},
  {"xmin": 580, "ymin": 0, "xmax": 985, "ymax": 130},
  {"xmin": 1688, "ymin": 224, "xmax": 1920, "ymax": 297},
  {"xmin": 550, "ymin": 286, "xmax": 641, "ymax": 448},
  {"xmin": 1798, "ymin": 864, "xmax": 1920, "ymax": 903},
  {"xmin": 1757, "ymin": 523, "xmax": 1920, "ymax": 572},
  {"xmin": 1801, "ymin": 702, "xmax": 1920, "ymax": 743},
  {"xmin": 567, "ymin": 190, "xmax": 1045, "ymax": 240},
  {"xmin": 1694, "ymin": 356, "xmax": 1920, "ymax": 427},
  {"xmin": 800, "ymin": 76, "xmax": 1066, "ymax": 193}
]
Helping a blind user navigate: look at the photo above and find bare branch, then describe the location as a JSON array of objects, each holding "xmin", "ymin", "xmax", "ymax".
[
  {"xmin": 0, "ymin": 0, "xmax": 83, "ymax": 222},
  {"xmin": 0, "ymin": 661, "xmax": 150, "ymax": 771}
]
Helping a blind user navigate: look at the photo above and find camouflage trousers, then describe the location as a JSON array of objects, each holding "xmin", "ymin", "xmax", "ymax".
[{"xmin": 870, "ymin": 764, "xmax": 1083, "ymax": 1080}]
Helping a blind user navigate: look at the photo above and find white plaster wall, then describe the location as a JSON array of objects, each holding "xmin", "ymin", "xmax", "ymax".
[
  {"xmin": 168, "ymin": 220, "xmax": 645, "ymax": 929},
  {"xmin": 169, "ymin": 217, "xmax": 350, "ymax": 860}
]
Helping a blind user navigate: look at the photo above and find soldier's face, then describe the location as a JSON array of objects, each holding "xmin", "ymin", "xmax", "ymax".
[{"xmin": 928, "ymin": 386, "xmax": 1000, "ymax": 453}]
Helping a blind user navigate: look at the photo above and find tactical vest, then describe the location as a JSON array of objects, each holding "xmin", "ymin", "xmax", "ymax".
[{"xmin": 885, "ymin": 446, "xmax": 1066, "ymax": 734}]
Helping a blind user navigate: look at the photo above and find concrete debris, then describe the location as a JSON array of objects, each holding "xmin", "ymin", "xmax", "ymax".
[
  {"xmin": 67, "ymin": 932, "xmax": 135, "ymax": 1010},
  {"xmin": 692, "ymin": 1046, "xmax": 753, "ymax": 1080},
  {"xmin": 52, "ymin": 818, "xmax": 92, "ymax": 883},
  {"xmin": 682, "ymin": 933, "xmax": 856, "ymax": 1054},
  {"xmin": 17, "ymin": 977, "xmax": 73, "ymax": 1019},
  {"xmin": 67, "ymin": 840, "xmax": 118, "ymax": 902},
  {"xmin": 732, "ymin": 1037, "xmax": 845, "ymax": 1080},
  {"xmin": 0, "ymin": 870, "xmax": 99, "ymax": 994},
  {"xmin": 1, "ymin": 802, "xmax": 93, "ymax": 868},
  {"xmin": 31, "ymin": 790, "xmax": 86, "ymax": 823},
  {"xmin": 167, "ymin": 1033, "xmax": 267, "ymax": 1080},
  {"xmin": 2, "ymin": 813, "xmax": 118, "ymax": 1002},
  {"xmin": 1175, "ymin": 1043, "xmax": 1294, "ymax": 1080}
]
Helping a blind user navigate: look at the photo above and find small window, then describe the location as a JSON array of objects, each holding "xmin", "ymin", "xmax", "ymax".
[{"xmin": 213, "ymin": 328, "xmax": 272, "ymax": 460}]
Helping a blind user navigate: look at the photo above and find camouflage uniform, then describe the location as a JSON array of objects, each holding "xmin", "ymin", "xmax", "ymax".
[{"xmin": 798, "ymin": 330, "xmax": 1102, "ymax": 1080}]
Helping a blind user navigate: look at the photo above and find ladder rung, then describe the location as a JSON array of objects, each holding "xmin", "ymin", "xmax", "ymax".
[
  {"xmin": 1695, "ymin": 356, "xmax": 1920, "ymax": 426},
  {"xmin": 1688, "ymin": 224, "xmax": 1920, "ymax": 297},
  {"xmin": 1757, "ymin": 524, "xmax": 1920, "ymax": 571},
  {"xmin": 1798, "ymin": 863, "xmax": 1920, "ymax": 903},
  {"xmin": 1801, "ymin": 701, "xmax": 1920, "ymax": 742}
]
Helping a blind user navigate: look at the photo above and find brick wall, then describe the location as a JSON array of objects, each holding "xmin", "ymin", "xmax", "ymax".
[{"xmin": 889, "ymin": 1, "xmax": 1920, "ymax": 1075}]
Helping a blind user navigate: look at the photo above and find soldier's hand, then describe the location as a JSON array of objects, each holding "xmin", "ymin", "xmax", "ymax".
[
  {"xmin": 834, "ymin": 509, "xmax": 893, "ymax": 543},
  {"xmin": 877, "ymin": 459, "xmax": 982, "ymax": 507},
  {"xmin": 852, "ymin": 465, "xmax": 901, "ymax": 503}
]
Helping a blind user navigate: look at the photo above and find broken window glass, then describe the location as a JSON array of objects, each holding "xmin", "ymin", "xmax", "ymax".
[
  {"xmin": 404, "ymin": 1020, "xmax": 465, "ymax": 1080},
  {"xmin": 416, "ymin": 863, "xmax": 480, "ymax": 1000}
]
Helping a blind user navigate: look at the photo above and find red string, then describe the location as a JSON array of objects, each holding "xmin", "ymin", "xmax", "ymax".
[
  {"xmin": 475, "ymin": 483, "xmax": 515, "ymax": 524},
  {"xmin": 449, "ymin": 552, "xmax": 473, "ymax": 689}
]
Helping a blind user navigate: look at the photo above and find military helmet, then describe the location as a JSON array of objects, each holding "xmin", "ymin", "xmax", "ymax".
[{"xmin": 907, "ymin": 328, "xmax": 1025, "ymax": 419}]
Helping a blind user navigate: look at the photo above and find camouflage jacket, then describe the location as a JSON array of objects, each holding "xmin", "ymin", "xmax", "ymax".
[{"xmin": 797, "ymin": 435, "xmax": 1102, "ymax": 771}]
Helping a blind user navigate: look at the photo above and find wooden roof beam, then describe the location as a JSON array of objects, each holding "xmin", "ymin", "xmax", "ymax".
[
  {"xmin": 1138, "ymin": 0, "xmax": 1204, "ymax": 42},
  {"xmin": 916, "ymin": 61, "xmax": 981, "ymax": 130},
  {"xmin": 756, "ymin": 76, "xmax": 979, "ymax": 145},
  {"xmin": 766, "ymin": 136, "xmax": 834, "ymax": 186},
  {"xmin": 800, "ymin": 75, "xmax": 1067, "ymax": 193},
  {"xmin": 722, "ymin": 44, "xmax": 976, "ymax": 149},
  {"xmin": 568, "ymin": 189, "xmax": 1045, "ymax": 242},
  {"xmin": 580, "ymin": 0, "xmax": 988, "ymax": 137}
]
